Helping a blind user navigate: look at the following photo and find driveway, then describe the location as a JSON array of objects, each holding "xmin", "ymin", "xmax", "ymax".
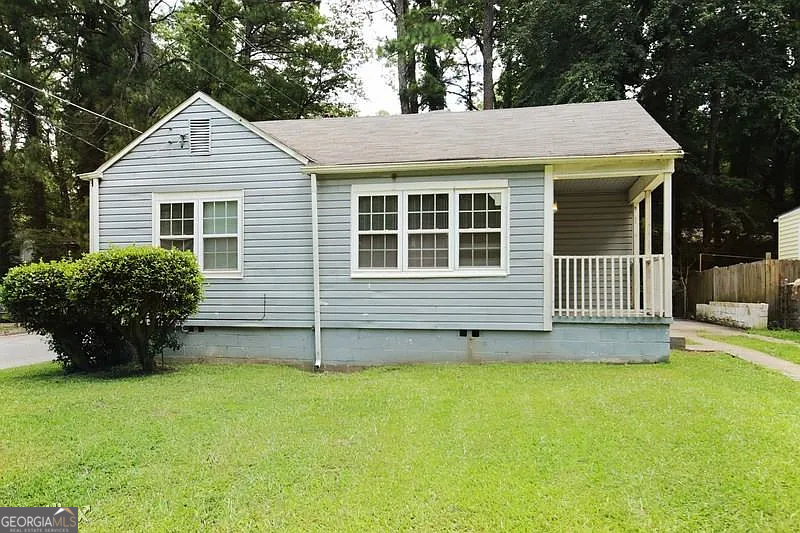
[{"xmin": 0, "ymin": 334, "xmax": 55, "ymax": 369}]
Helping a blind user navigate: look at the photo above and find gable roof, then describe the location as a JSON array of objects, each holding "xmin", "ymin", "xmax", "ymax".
[
  {"xmin": 79, "ymin": 92, "xmax": 308, "ymax": 180},
  {"xmin": 254, "ymin": 99, "xmax": 682, "ymax": 167}
]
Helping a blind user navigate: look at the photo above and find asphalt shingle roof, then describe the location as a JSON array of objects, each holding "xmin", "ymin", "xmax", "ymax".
[{"xmin": 253, "ymin": 99, "xmax": 682, "ymax": 166}]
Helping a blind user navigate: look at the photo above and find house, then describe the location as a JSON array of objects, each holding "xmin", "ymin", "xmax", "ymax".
[
  {"xmin": 80, "ymin": 92, "xmax": 683, "ymax": 367},
  {"xmin": 775, "ymin": 207, "xmax": 800, "ymax": 259}
]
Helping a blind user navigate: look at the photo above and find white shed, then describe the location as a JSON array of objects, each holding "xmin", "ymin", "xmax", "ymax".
[{"xmin": 776, "ymin": 206, "xmax": 800, "ymax": 259}]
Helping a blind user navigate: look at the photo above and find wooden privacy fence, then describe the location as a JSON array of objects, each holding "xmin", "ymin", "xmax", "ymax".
[{"xmin": 687, "ymin": 259, "xmax": 800, "ymax": 323}]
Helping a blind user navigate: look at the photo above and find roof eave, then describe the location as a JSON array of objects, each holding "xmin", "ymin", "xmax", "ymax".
[{"xmin": 304, "ymin": 150, "xmax": 684, "ymax": 177}]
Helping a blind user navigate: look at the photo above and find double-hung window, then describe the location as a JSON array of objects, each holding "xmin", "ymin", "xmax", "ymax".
[
  {"xmin": 153, "ymin": 191, "xmax": 243, "ymax": 278},
  {"xmin": 352, "ymin": 180, "xmax": 509, "ymax": 277}
]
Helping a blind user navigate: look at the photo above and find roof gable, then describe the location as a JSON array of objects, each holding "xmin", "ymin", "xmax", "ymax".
[{"xmin": 80, "ymin": 92, "xmax": 308, "ymax": 179}]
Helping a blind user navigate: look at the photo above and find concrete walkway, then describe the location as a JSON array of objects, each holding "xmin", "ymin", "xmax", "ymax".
[
  {"xmin": 0, "ymin": 333, "xmax": 55, "ymax": 369},
  {"xmin": 671, "ymin": 320, "xmax": 800, "ymax": 381}
]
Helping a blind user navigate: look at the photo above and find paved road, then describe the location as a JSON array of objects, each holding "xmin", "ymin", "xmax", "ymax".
[{"xmin": 0, "ymin": 334, "xmax": 55, "ymax": 369}]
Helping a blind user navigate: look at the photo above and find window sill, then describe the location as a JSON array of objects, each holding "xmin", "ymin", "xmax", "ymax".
[
  {"xmin": 202, "ymin": 271, "xmax": 244, "ymax": 280},
  {"xmin": 351, "ymin": 269, "xmax": 508, "ymax": 279}
]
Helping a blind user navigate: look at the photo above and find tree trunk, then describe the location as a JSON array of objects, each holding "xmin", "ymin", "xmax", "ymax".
[
  {"xmin": 395, "ymin": 0, "xmax": 418, "ymax": 114},
  {"xmin": 130, "ymin": 0, "xmax": 154, "ymax": 72},
  {"xmin": 0, "ymin": 119, "xmax": 10, "ymax": 276},
  {"xmin": 482, "ymin": 0, "xmax": 495, "ymax": 110}
]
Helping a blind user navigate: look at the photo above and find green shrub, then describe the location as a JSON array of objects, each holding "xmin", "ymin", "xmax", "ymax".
[
  {"xmin": 71, "ymin": 247, "xmax": 204, "ymax": 372},
  {"xmin": 0, "ymin": 247, "xmax": 204, "ymax": 372},
  {"xmin": 0, "ymin": 261, "xmax": 128, "ymax": 370}
]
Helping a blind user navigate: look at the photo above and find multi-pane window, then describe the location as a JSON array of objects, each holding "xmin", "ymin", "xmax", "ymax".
[
  {"xmin": 458, "ymin": 192, "xmax": 502, "ymax": 267},
  {"xmin": 203, "ymin": 200, "xmax": 238, "ymax": 270},
  {"xmin": 408, "ymin": 193, "xmax": 449, "ymax": 268},
  {"xmin": 352, "ymin": 184, "xmax": 507, "ymax": 276},
  {"xmin": 154, "ymin": 193, "xmax": 242, "ymax": 276},
  {"xmin": 159, "ymin": 202, "xmax": 195, "ymax": 251},
  {"xmin": 357, "ymin": 195, "xmax": 398, "ymax": 268}
]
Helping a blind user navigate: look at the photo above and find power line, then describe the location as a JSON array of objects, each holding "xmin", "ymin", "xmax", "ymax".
[
  {"xmin": 0, "ymin": 71, "xmax": 142, "ymax": 133},
  {"xmin": 2, "ymin": 97, "xmax": 108, "ymax": 153},
  {"xmin": 104, "ymin": 3, "xmax": 286, "ymax": 119},
  {"xmin": 166, "ymin": 4, "xmax": 305, "ymax": 111}
]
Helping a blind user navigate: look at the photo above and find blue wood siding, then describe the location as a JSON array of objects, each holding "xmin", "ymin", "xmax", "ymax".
[
  {"xmin": 554, "ymin": 192, "xmax": 633, "ymax": 255},
  {"xmin": 317, "ymin": 172, "xmax": 547, "ymax": 331},
  {"xmin": 98, "ymin": 100, "xmax": 314, "ymax": 327}
]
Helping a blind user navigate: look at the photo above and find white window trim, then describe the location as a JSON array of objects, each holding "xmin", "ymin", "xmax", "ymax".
[
  {"xmin": 152, "ymin": 190, "xmax": 244, "ymax": 279},
  {"xmin": 351, "ymin": 179, "xmax": 510, "ymax": 279}
]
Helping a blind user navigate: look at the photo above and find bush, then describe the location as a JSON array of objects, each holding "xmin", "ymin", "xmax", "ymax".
[
  {"xmin": 72, "ymin": 247, "xmax": 204, "ymax": 372},
  {"xmin": 0, "ymin": 247, "xmax": 204, "ymax": 372},
  {"xmin": 0, "ymin": 261, "xmax": 128, "ymax": 370}
]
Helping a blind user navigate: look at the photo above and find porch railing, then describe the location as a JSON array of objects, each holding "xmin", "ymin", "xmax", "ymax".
[{"xmin": 553, "ymin": 255, "xmax": 667, "ymax": 318}]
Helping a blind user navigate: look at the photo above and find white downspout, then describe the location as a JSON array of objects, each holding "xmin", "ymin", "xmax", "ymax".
[{"xmin": 310, "ymin": 172, "xmax": 323, "ymax": 369}]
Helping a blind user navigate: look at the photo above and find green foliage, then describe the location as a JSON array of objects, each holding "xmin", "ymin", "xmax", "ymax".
[
  {"xmin": 0, "ymin": 247, "xmax": 204, "ymax": 372},
  {"xmin": 72, "ymin": 247, "xmax": 205, "ymax": 372},
  {"xmin": 0, "ymin": 260, "xmax": 127, "ymax": 371},
  {"xmin": 2, "ymin": 355, "xmax": 800, "ymax": 530}
]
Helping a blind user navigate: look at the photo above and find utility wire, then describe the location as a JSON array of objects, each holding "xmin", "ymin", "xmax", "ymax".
[
  {"xmin": 0, "ymin": 71, "xmax": 142, "ymax": 133},
  {"xmin": 166, "ymin": 4, "xmax": 304, "ymax": 111},
  {"xmin": 105, "ymin": 3, "xmax": 285, "ymax": 119},
  {"xmin": 2, "ymin": 97, "xmax": 108, "ymax": 153}
]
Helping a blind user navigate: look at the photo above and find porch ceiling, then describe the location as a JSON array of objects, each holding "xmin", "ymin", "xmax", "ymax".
[{"xmin": 554, "ymin": 176, "xmax": 639, "ymax": 193}]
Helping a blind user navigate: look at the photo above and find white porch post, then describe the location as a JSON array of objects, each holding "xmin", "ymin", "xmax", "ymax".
[
  {"xmin": 632, "ymin": 201, "xmax": 640, "ymax": 314},
  {"xmin": 644, "ymin": 190, "xmax": 652, "ymax": 255},
  {"xmin": 643, "ymin": 190, "xmax": 652, "ymax": 313},
  {"xmin": 662, "ymin": 172, "xmax": 673, "ymax": 317},
  {"xmin": 543, "ymin": 165, "xmax": 554, "ymax": 329}
]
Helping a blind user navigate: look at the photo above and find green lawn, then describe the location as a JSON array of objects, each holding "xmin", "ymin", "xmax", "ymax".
[
  {"xmin": 703, "ymin": 334, "xmax": 800, "ymax": 366},
  {"xmin": 2, "ymin": 355, "xmax": 800, "ymax": 532},
  {"xmin": 750, "ymin": 328, "xmax": 800, "ymax": 343}
]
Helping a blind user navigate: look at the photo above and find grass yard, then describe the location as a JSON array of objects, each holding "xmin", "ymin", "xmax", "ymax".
[
  {"xmin": 1, "ymin": 354, "xmax": 800, "ymax": 532},
  {"xmin": 703, "ymin": 334, "xmax": 800, "ymax": 366},
  {"xmin": 750, "ymin": 328, "xmax": 800, "ymax": 343}
]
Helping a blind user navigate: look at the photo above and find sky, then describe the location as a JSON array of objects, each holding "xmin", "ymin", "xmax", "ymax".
[{"xmin": 325, "ymin": 1, "xmax": 401, "ymax": 116}]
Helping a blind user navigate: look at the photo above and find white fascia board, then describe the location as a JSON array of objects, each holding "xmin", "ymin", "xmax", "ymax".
[
  {"xmin": 78, "ymin": 92, "xmax": 310, "ymax": 181},
  {"xmin": 304, "ymin": 151, "xmax": 684, "ymax": 177}
]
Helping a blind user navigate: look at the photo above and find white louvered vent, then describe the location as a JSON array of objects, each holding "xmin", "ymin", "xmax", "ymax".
[{"xmin": 189, "ymin": 118, "xmax": 211, "ymax": 155}]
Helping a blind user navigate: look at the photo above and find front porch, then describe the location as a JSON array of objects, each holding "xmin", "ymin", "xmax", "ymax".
[{"xmin": 547, "ymin": 158, "xmax": 673, "ymax": 320}]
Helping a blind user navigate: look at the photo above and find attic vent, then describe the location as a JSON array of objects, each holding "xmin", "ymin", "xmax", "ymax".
[{"xmin": 189, "ymin": 118, "xmax": 211, "ymax": 155}]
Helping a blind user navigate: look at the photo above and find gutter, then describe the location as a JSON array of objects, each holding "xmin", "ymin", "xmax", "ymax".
[
  {"xmin": 302, "ymin": 151, "xmax": 685, "ymax": 177},
  {"xmin": 310, "ymin": 173, "xmax": 323, "ymax": 370}
]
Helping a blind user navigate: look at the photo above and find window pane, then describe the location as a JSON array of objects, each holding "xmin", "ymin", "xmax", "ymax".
[
  {"xmin": 459, "ymin": 194, "xmax": 472, "ymax": 210},
  {"xmin": 183, "ymin": 220, "xmax": 194, "ymax": 235},
  {"xmin": 359, "ymin": 214, "xmax": 371, "ymax": 231},
  {"xmin": 408, "ymin": 194, "xmax": 421, "ymax": 211},
  {"xmin": 160, "ymin": 220, "xmax": 170, "ymax": 234},
  {"xmin": 160, "ymin": 204, "xmax": 170, "ymax": 218},
  {"xmin": 408, "ymin": 213, "xmax": 421, "ymax": 230},
  {"xmin": 372, "ymin": 196, "xmax": 384, "ymax": 212},
  {"xmin": 203, "ymin": 200, "xmax": 238, "ymax": 235},
  {"xmin": 203, "ymin": 237, "xmax": 237, "ymax": 270},
  {"xmin": 421, "ymin": 212, "xmax": 434, "ymax": 229},
  {"xmin": 408, "ymin": 232, "xmax": 448, "ymax": 269},
  {"xmin": 422, "ymin": 194, "xmax": 434, "ymax": 211},
  {"xmin": 359, "ymin": 196, "xmax": 371, "ymax": 213},
  {"xmin": 386, "ymin": 195, "xmax": 398, "ymax": 212},
  {"xmin": 357, "ymin": 234, "xmax": 397, "ymax": 269},
  {"xmin": 488, "ymin": 211, "xmax": 501, "ymax": 228},
  {"xmin": 160, "ymin": 238, "xmax": 194, "ymax": 252},
  {"xmin": 435, "ymin": 193, "xmax": 448, "ymax": 211},
  {"xmin": 172, "ymin": 220, "xmax": 182, "ymax": 235},
  {"xmin": 459, "ymin": 212, "xmax": 472, "ymax": 229},
  {"xmin": 386, "ymin": 213, "xmax": 397, "ymax": 231},
  {"xmin": 459, "ymin": 231, "xmax": 501, "ymax": 267},
  {"xmin": 372, "ymin": 213, "xmax": 384, "ymax": 231},
  {"xmin": 474, "ymin": 193, "xmax": 487, "ymax": 210},
  {"xmin": 474, "ymin": 211, "xmax": 486, "ymax": 229},
  {"xmin": 436, "ymin": 213, "xmax": 448, "ymax": 230}
]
